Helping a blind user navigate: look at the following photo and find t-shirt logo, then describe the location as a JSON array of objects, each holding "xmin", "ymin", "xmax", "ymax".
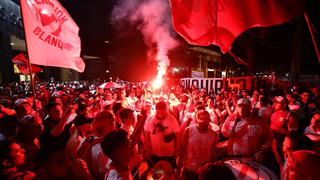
[
  {"xmin": 248, "ymin": 125, "xmax": 262, "ymax": 136},
  {"xmin": 152, "ymin": 122, "xmax": 168, "ymax": 134}
]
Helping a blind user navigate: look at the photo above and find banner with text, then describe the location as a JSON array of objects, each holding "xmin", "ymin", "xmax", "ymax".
[{"xmin": 180, "ymin": 77, "xmax": 269, "ymax": 93}]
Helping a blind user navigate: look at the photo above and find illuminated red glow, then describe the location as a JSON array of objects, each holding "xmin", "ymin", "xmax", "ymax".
[
  {"xmin": 152, "ymin": 78, "xmax": 163, "ymax": 89},
  {"xmin": 152, "ymin": 60, "xmax": 166, "ymax": 89}
]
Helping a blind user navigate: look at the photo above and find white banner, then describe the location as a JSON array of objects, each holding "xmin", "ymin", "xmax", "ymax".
[
  {"xmin": 21, "ymin": 0, "xmax": 85, "ymax": 72},
  {"xmin": 181, "ymin": 77, "xmax": 269, "ymax": 93}
]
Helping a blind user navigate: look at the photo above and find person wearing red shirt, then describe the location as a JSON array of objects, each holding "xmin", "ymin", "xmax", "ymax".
[{"xmin": 270, "ymin": 96, "xmax": 298, "ymax": 167}]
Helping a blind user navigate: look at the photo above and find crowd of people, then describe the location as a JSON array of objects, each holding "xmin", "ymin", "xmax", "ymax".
[{"xmin": 0, "ymin": 80, "xmax": 319, "ymax": 180}]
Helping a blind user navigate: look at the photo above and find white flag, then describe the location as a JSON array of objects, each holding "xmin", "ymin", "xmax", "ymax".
[{"xmin": 21, "ymin": 0, "xmax": 85, "ymax": 72}]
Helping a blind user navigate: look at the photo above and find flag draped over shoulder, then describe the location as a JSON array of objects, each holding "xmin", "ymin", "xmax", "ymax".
[
  {"xmin": 169, "ymin": 0, "xmax": 305, "ymax": 53},
  {"xmin": 12, "ymin": 53, "xmax": 42, "ymax": 75},
  {"xmin": 20, "ymin": 0, "xmax": 85, "ymax": 72}
]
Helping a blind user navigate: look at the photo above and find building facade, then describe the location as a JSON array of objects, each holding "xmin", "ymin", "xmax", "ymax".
[{"xmin": 0, "ymin": 0, "xmax": 25, "ymax": 83}]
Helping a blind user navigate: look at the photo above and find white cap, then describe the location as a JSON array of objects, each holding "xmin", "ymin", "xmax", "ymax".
[
  {"xmin": 237, "ymin": 98, "xmax": 250, "ymax": 106},
  {"xmin": 273, "ymin": 96, "xmax": 285, "ymax": 103},
  {"xmin": 14, "ymin": 99, "xmax": 29, "ymax": 107}
]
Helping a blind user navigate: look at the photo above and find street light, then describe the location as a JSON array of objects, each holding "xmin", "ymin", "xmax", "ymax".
[
  {"xmin": 106, "ymin": 70, "xmax": 110, "ymax": 81},
  {"xmin": 172, "ymin": 67, "xmax": 179, "ymax": 73}
]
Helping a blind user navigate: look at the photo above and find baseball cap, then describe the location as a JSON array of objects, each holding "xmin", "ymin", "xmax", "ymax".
[
  {"xmin": 236, "ymin": 98, "xmax": 250, "ymax": 106},
  {"xmin": 289, "ymin": 104, "xmax": 300, "ymax": 111},
  {"xmin": 273, "ymin": 96, "xmax": 285, "ymax": 103},
  {"xmin": 14, "ymin": 99, "xmax": 29, "ymax": 107}
]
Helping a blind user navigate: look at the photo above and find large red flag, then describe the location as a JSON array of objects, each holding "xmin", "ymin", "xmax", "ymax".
[
  {"xmin": 169, "ymin": 0, "xmax": 305, "ymax": 53},
  {"xmin": 20, "ymin": 0, "xmax": 85, "ymax": 72},
  {"xmin": 12, "ymin": 53, "xmax": 42, "ymax": 75}
]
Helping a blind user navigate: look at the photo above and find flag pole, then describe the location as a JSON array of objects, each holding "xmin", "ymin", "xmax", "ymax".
[
  {"xmin": 304, "ymin": 12, "xmax": 320, "ymax": 64},
  {"xmin": 35, "ymin": 74, "xmax": 41, "ymax": 83},
  {"xmin": 20, "ymin": 0, "xmax": 37, "ymax": 104}
]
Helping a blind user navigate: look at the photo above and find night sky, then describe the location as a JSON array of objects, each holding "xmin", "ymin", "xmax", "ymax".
[{"xmin": 57, "ymin": 0, "xmax": 319, "ymax": 81}]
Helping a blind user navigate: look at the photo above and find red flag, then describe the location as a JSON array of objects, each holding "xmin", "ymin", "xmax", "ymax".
[
  {"xmin": 169, "ymin": 0, "xmax": 305, "ymax": 53},
  {"xmin": 20, "ymin": 0, "xmax": 85, "ymax": 72},
  {"xmin": 12, "ymin": 53, "xmax": 42, "ymax": 75}
]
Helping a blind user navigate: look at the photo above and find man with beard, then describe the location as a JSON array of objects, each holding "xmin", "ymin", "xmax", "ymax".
[
  {"xmin": 144, "ymin": 101, "xmax": 180, "ymax": 169},
  {"xmin": 221, "ymin": 98, "xmax": 272, "ymax": 163}
]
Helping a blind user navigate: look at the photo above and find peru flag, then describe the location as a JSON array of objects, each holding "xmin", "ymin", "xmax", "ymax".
[
  {"xmin": 169, "ymin": 0, "xmax": 305, "ymax": 53},
  {"xmin": 12, "ymin": 53, "xmax": 42, "ymax": 75},
  {"xmin": 20, "ymin": 0, "xmax": 85, "ymax": 72}
]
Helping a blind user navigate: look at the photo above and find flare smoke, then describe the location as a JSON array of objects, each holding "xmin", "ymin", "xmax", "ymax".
[{"xmin": 112, "ymin": 0, "xmax": 178, "ymax": 83}]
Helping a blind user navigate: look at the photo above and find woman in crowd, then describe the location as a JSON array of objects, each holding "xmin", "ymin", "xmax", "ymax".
[{"xmin": 0, "ymin": 139, "xmax": 37, "ymax": 180}]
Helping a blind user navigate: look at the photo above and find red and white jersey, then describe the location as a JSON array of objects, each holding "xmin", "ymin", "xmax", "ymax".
[
  {"xmin": 221, "ymin": 113, "xmax": 272, "ymax": 157},
  {"xmin": 270, "ymin": 110, "xmax": 298, "ymax": 133},
  {"xmin": 78, "ymin": 136, "xmax": 111, "ymax": 178}
]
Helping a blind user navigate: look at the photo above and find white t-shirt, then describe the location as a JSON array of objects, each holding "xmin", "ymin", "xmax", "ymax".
[
  {"xmin": 105, "ymin": 169, "xmax": 120, "ymax": 180},
  {"xmin": 104, "ymin": 168, "xmax": 132, "ymax": 180},
  {"xmin": 183, "ymin": 125, "xmax": 218, "ymax": 171},
  {"xmin": 144, "ymin": 114, "xmax": 179, "ymax": 156},
  {"xmin": 78, "ymin": 136, "xmax": 111, "ymax": 178}
]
